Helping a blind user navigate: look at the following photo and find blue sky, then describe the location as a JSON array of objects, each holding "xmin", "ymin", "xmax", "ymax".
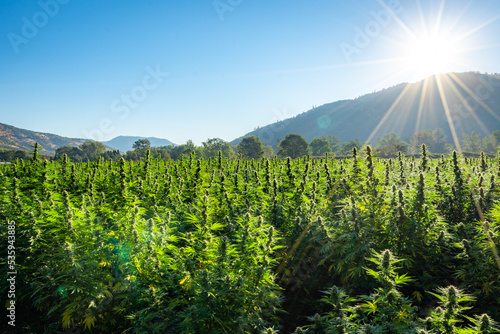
[{"xmin": 1, "ymin": 0, "xmax": 499, "ymax": 145}]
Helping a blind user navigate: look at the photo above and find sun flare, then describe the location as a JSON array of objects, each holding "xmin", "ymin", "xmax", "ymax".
[{"xmin": 402, "ymin": 33, "xmax": 460, "ymax": 79}]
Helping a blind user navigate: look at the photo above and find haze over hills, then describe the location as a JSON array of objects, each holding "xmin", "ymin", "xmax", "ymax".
[
  {"xmin": 101, "ymin": 136, "xmax": 176, "ymax": 153},
  {"xmin": 1, "ymin": 72, "xmax": 499, "ymax": 155},
  {"xmin": 0, "ymin": 122, "xmax": 89, "ymax": 155},
  {"xmin": 231, "ymin": 72, "xmax": 500, "ymax": 148},
  {"xmin": 0, "ymin": 123, "xmax": 175, "ymax": 155}
]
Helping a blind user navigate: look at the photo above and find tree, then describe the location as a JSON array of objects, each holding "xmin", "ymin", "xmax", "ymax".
[
  {"xmin": 201, "ymin": 138, "xmax": 235, "ymax": 159},
  {"xmin": 483, "ymin": 130, "xmax": 500, "ymax": 153},
  {"xmin": 263, "ymin": 144, "xmax": 274, "ymax": 158},
  {"xmin": 132, "ymin": 139, "xmax": 151, "ymax": 152},
  {"xmin": 325, "ymin": 135, "xmax": 342, "ymax": 154},
  {"xmin": 169, "ymin": 140, "xmax": 196, "ymax": 160},
  {"xmin": 410, "ymin": 128, "xmax": 448, "ymax": 153},
  {"xmin": 376, "ymin": 133, "xmax": 408, "ymax": 157},
  {"xmin": 80, "ymin": 141, "xmax": 106, "ymax": 160},
  {"xmin": 100, "ymin": 150, "xmax": 122, "ymax": 161},
  {"xmin": 491, "ymin": 130, "xmax": 500, "ymax": 148},
  {"xmin": 237, "ymin": 136, "xmax": 264, "ymax": 159},
  {"xmin": 54, "ymin": 146, "xmax": 86, "ymax": 162},
  {"xmin": 0, "ymin": 149, "xmax": 31, "ymax": 162},
  {"xmin": 309, "ymin": 137, "xmax": 331, "ymax": 156},
  {"xmin": 457, "ymin": 131, "xmax": 500, "ymax": 154},
  {"xmin": 151, "ymin": 146, "xmax": 171, "ymax": 160},
  {"xmin": 461, "ymin": 131, "xmax": 484, "ymax": 152},
  {"xmin": 124, "ymin": 150, "xmax": 141, "ymax": 161},
  {"xmin": 277, "ymin": 134, "xmax": 309, "ymax": 159},
  {"xmin": 339, "ymin": 138, "xmax": 362, "ymax": 156}
]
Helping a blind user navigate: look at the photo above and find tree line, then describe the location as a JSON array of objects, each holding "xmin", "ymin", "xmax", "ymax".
[{"xmin": 1, "ymin": 128, "xmax": 498, "ymax": 162}]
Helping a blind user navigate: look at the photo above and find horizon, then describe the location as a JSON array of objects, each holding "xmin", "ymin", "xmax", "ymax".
[
  {"xmin": 1, "ymin": 0, "xmax": 500, "ymax": 145},
  {"xmin": 2, "ymin": 70, "xmax": 498, "ymax": 148}
]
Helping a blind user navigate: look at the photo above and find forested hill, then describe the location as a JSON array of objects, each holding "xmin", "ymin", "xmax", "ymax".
[
  {"xmin": 232, "ymin": 72, "xmax": 500, "ymax": 147},
  {"xmin": 0, "ymin": 122, "xmax": 88, "ymax": 155},
  {"xmin": 2, "ymin": 72, "xmax": 499, "ymax": 155}
]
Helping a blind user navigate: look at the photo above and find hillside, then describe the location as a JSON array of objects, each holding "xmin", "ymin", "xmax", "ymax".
[
  {"xmin": 0, "ymin": 122, "xmax": 88, "ymax": 155},
  {"xmin": 231, "ymin": 72, "xmax": 500, "ymax": 147},
  {"xmin": 2, "ymin": 72, "xmax": 499, "ymax": 154},
  {"xmin": 102, "ymin": 136, "xmax": 176, "ymax": 153},
  {"xmin": 0, "ymin": 123, "xmax": 176, "ymax": 155}
]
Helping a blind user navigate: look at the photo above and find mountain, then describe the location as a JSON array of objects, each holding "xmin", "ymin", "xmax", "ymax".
[
  {"xmin": 102, "ymin": 136, "xmax": 176, "ymax": 153},
  {"xmin": 2, "ymin": 72, "xmax": 498, "ymax": 155},
  {"xmin": 231, "ymin": 72, "xmax": 500, "ymax": 148},
  {"xmin": 0, "ymin": 122, "xmax": 176, "ymax": 155},
  {"xmin": 0, "ymin": 122, "xmax": 88, "ymax": 155}
]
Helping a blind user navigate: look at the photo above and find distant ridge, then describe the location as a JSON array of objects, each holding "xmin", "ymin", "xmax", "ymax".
[
  {"xmin": 231, "ymin": 72, "xmax": 500, "ymax": 147},
  {"xmin": 2, "ymin": 72, "xmax": 499, "ymax": 155},
  {"xmin": 0, "ymin": 122, "xmax": 88, "ymax": 155},
  {"xmin": 102, "ymin": 136, "xmax": 176, "ymax": 153},
  {"xmin": 0, "ymin": 122, "xmax": 175, "ymax": 155}
]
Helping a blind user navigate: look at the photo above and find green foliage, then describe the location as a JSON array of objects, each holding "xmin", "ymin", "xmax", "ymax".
[
  {"xmin": 132, "ymin": 138, "xmax": 151, "ymax": 152},
  {"xmin": 339, "ymin": 138, "xmax": 363, "ymax": 156},
  {"xmin": 0, "ymin": 148, "xmax": 32, "ymax": 161},
  {"xmin": 32, "ymin": 142, "xmax": 40, "ymax": 162},
  {"xmin": 461, "ymin": 131, "xmax": 500, "ymax": 154},
  {"xmin": 309, "ymin": 137, "xmax": 331, "ymax": 156},
  {"xmin": 425, "ymin": 285, "xmax": 475, "ymax": 333},
  {"xmin": 1, "ymin": 146, "xmax": 499, "ymax": 333},
  {"xmin": 410, "ymin": 128, "xmax": 449, "ymax": 154},
  {"xmin": 54, "ymin": 145, "xmax": 87, "ymax": 162},
  {"xmin": 303, "ymin": 252, "xmax": 498, "ymax": 333},
  {"xmin": 277, "ymin": 134, "xmax": 309, "ymax": 158},
  {"xmin": 325, "ymin": 135, "xmax": 342, "ymax": 154},
  {"xmin": 263, "ymin": 144, "xmax": 275, "ymax": 158},
  {"xmin": 55, "ymin": 141, "xmax": 118, "ymax": 162},
  {"xmin": 201, "ymin": 138, "xmax": 235, "ymax": 159},
  {"xmin": 376, "ymin": 132, "xmax": 409, "ymax": 157},
  {"xmin": 237, "ymin": 135, "xmax": 265, "ymax": 159},
  {"xmin": 169, "ymin": 140, "xmax": 197, "ymax": 160},
  {"xmin": 81, "ymin": 140, "xmax": 107, "ymax": 159},
  {"xmin": 491, "ymin": 130, "xmax": 500, "ymax": 150},
  {"xmin": 465, "ymin": 314, "xmax": 500, "ymax": 334}
]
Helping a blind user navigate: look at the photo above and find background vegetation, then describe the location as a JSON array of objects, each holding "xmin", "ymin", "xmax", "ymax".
[{"xmin": 0, "ymin": 127, "xmax": 496, "ymax": 163}]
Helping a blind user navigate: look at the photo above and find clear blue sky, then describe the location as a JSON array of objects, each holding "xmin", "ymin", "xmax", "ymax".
[{"xmin": 1, "ymin": 0, "xmax": 499, "ymax": 145}]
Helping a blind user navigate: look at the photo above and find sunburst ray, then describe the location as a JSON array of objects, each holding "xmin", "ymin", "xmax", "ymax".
[
  {"xmin": 435, "ymin": 74, "xmax": 462, "ymax": 151},
  {"xmin": 366, "ymin": 83, "xmax": 413, "ymax": 145},
  {"xmin": 415, "ymin": 76, "xmax": 430, "ymax": 133},
  {"xmin": 441, "ymin": 74, "xmax": 490, "ymax": 135},
  {"xmin": 448, "ymin": 72, "xmax": 500, "ymax": 122}
]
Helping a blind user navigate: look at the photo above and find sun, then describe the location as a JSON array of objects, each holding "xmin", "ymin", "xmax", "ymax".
[
  {"xmin": 365, "ymin": 0, "xmax": 500, "ymax": 152},
  {"xmin": 402, "ymin": 33, "xmax": 460, "ymax": 79}
]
